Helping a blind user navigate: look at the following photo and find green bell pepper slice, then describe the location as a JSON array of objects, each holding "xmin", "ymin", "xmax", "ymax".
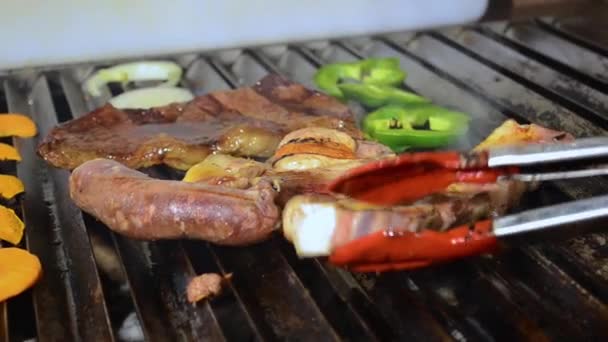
[
  {"xmin": 313, "ymin": 57, "xmax": 406, "ymax": 99},
  {"xmin": 362, "ymin": 104, "xmax": 470, "ymax": 151},
  {"xmin": 338, "ymin": 83, "xmax": 430, "ymax": 108}
]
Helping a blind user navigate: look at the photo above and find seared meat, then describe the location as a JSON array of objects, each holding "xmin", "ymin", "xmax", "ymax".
[
  {"xmin": 38, "ymin": 74, "xmax": 361, "ymax": 171},
  {"xmin": 282, "ymin": 180, "xmax": 528, "ymax": 257},
  {"xmin": 186, "ymin": 273, "xmax": 232, "ymax": 304},
  {"xmin": 69, "ymin": 159, "xmax": 280, "ymax": 245},
  {"xmin": 282, "ymin": 120, "xmax": 574, "ymax": 257},
  {"xmin": 473, "ymin": 119, "xmax": 574, "ymax": 151}
]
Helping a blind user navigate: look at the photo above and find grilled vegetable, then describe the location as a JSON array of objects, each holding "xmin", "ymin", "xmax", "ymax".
[
  {"xmin": 84, "ymin": 61, "xmax": 183, "ymax": 97},
  {"xmin": 314, "ymin": 57, "xmax": 406, "ymax": 99},
  {"xmin": 0, "ymin": 111, "xmax": 41, "ymax": 302},
  {"xmin": 0, "ymin": 205, "xmax": 25, "ymax": 245},
  {"xmin": 0, "ymin": 175, "xmax": 25, "ymax": 200},
  {"xmin": 0, "ymin": 143, "xmax": 21, "ymax": 161},
  {"xmin": 0, "ymin": 114, "xmax": 37, "ymax": 138},
  {"xmin": 0, "ymin": 247, "xmax": 42, "ymax": 302},
  {"xmin": 338, "ymin": 84, "xmax": 429, "ymax": 108},
  {"xmin": 182, "ymin": 154, "xmax": 269, "ymax": 187},
  {"xmin": 109, "ymin": 87, "xmax": 194, "ymax": 109},
  {"xmin": 362, "ymin": 104, "xmax": 470, "ymax": 151},
  {"xmin": 273, "ymin": 127, "xmax": 358, "ymax": 161}
]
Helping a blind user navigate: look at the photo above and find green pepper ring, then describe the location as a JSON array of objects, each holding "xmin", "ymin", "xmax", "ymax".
[
  {"xmin": 338, "ymin": 83, "xmax": 429, "ymax": 108},
  {"xmin": 363, "ymin": 104, "xmax": 470, "ymax": 151},
  {"xmin": 314, "ymin": 57, "xmax": 407, "ymax": 99}
]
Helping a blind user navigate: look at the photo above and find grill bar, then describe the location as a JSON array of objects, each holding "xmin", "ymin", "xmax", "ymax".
[
  {"xmin": 3, "ymin": 17, "xmax": 608, "ymax": 341},
  {"xmin": 397, "ymin": 33, "xmax": 605, "ymax": 136},
  {"xmin": 4, "ymin": 77, "xmax": 115, "ymax": 341},
  {"xmin": 334, "ymin": 40, "xmax": 603, "ymax": 340},
  {"xmin": 440, "ymin": 27, "xmax": 608, "ymax": 125},
  {"xmin": 0, "ymin": 303, "xmax": 6, "ymax": 342},
  {"xmin": 538, "ymin": 17, "xmax": 608, "ymax": 58},
  {"xmin": 338, "ymin": 33, "xmax": 608, "ymax": 340},
  {"xmin": 183, "ymin": 241, "xmax": 265, "ymax": 342},
  {"xmin": 250, "ymin": 48, "xmax": 468, "ymax": 341},
  {"xmin": 305, "ymin": 41, "xmax": 600, "ymax": 341},
  {"xmin": 488, "ymin": 21, "xmax": 608, "ymax": 88},
  {"xmin": 182, "ymin": 55, "xmax": 345, "ymax": 341},
  {"xmin": 372, "ymin": 26, "xmax": 606, "ymax": 272},
  {"xmin": 0, "ymin": 246, "xmax": 7, "ymax": 342},
  {"xmin": 61, "ymin": 77, "xmax": 228, "ymax": 341}
]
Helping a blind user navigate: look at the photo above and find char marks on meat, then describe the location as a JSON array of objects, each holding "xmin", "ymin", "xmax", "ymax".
[{"xmin": 38, "ymin": 74, "xmax": 361, "ymax": 170}]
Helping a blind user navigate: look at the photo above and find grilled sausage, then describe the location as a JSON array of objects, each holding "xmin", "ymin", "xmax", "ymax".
[{"xmin": 69, "ymin": 159, "xmax": 280, "ymax": 245}]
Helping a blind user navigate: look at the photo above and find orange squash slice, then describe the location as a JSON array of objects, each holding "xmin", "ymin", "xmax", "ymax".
[
  {"xmin": 0, "ymin": 175, "xmax": 25, "ymax": 200},
  {"xmin": 0, "ymin": 247, "xmax": 42, "ymax": 302},
  {"xmin": 0, "ymin": 205, "xmax": 24, "ymax": 245},
  {"xmin": 0, "ymin": 114, "xmax": 37, "ymax": 138},
  {"xmin": 0, "ymin": 143, "xmax": 21, "ymax": 161}
]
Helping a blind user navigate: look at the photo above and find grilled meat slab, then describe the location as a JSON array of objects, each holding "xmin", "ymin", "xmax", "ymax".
[
  {"xmin": 282, "ymin": 180, "xmax": 529, "ymax": 257},
  {"xmin": 70, "ymin": 158, "xmax": 279, "ymax": 245},
  {"xmin": 281, "ymin": 120, "xmax": 575, "ymax": 257},
  {"xmin": 38, "ymin": 74, "xmax": 361, "ymax": 170}
]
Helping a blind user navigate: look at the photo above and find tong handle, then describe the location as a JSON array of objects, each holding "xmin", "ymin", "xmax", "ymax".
[
  {"xmin": 493, "ymin": 193, "xmax": 608, "ymax": 238},
  {"xmin": 488, "ymin": 137, "xmax": 608, "ymax": 167}
]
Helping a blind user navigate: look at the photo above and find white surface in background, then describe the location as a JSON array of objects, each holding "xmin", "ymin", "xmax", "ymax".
[{"xmin": 0, "ymin": 0, "xmax": 488, "ymax": 71}]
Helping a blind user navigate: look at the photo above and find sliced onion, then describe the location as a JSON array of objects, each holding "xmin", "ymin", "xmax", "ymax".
[
  {"xmin": 109, "ymin": 87, "xmax": 194, "ymax": 109},
  {"xmin": 84, "ymin": 61, "xmax": 183, "ymax": 97}
]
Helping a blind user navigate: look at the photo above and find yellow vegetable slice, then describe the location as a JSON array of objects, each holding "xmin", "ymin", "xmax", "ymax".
[
  {"xmin": 0, "ymin": 247, "xmax": 42, "ymax": 302},
  {"xmin": 0, "ymin": 143, "xmax": 21, "ymax": 161},
  {"xmin": 0, "ymin": 205, "xmax": 24, "ymax": 245},
  {"xmin": 183, "ymin": 154, "xmax": 268, "ymax": 183},
  {"xmin": 0, "ymin": 175, "xmax": 25, "ymax": 200},
  {"xmin": 0, "ymin": 114, "xmax": 37, "ymax": 138}
]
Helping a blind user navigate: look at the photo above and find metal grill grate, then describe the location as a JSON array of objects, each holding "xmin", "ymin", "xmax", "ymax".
[{"xmin": 2, "ymin": 17, "xmax": 608, "ymax": 341}]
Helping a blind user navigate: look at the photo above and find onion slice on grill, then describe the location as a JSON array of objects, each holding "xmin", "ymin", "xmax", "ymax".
[
  {"xmin": 109, "ymin": 87, "xmax": 194, "ymax": 109},
  {"xmin": 84, "ymin": 61, "xmax": 183, "ymax": 97}
]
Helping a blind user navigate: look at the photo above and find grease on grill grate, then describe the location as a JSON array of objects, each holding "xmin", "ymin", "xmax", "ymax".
[{"xmin": 3, "ymin": 15, "xmax": 608, "ymax": 342}]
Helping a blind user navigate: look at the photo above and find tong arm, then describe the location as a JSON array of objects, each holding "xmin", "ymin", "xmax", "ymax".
[
  {"xmin": 493, "ymin": 194, "xmax": 608, "ymax": 238},
  {"xmin": 488, "ymin": 137, "xmax": 608, "ymax": 167}
]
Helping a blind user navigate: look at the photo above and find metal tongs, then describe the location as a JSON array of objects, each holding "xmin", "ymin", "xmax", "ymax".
[{"xmin": 325, "ymin": 137, "xmax": 608, "ymax": 272}]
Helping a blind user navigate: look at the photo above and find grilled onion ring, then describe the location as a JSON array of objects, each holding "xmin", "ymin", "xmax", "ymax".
[{"xmin": 272, "ymin": 127, "xmax": 357, "ymax": 164}]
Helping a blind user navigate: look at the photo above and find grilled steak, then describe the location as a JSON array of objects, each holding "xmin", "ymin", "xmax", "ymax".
[
  {"xmin": 69, "ymin": 158, "xmax": 280, "ymax": 245},
  {"xmin": 38, "ymin": 74, "xmax": 361, "ymax": 171}
]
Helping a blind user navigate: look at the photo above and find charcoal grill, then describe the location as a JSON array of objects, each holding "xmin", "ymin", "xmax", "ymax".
[{"xmin": 2, "ymin": 14, "xmax": 608, "ymax": 341}]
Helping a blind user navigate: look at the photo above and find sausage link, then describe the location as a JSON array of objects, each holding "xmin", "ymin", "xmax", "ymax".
[{"xmin": 69, "ymin": 159, "xmax": 280, "ymax": 245}]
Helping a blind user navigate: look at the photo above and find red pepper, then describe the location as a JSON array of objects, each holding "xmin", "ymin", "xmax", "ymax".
[{"xmin": 329, "ymin": 220, "xmax": 499, "ymax": 272}]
